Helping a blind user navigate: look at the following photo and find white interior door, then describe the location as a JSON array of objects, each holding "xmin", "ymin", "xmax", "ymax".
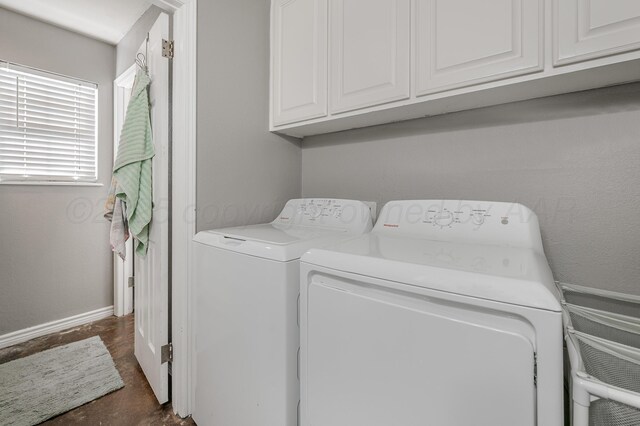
[
  {"xmin": 134, "ymin": 12, "xmax": 170, "ymax": 405},
  {"xmin": 113, "ymin": 65, "xmax": 136, "ymax": 318}
]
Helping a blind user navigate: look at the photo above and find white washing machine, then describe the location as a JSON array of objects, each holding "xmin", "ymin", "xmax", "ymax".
[
  {"xmin": 193, "ymin": 198, "xmax": 374, "ymax": 426},
  {"xmin": 300, "ymin": 200, "xmax": 563, "ymax": 426}
]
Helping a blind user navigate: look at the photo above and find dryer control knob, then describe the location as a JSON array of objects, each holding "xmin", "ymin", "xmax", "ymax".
[
  {"xmin": 434, "ymin": 210, "xmax": 454, "ymax": 227},
  {"xmin": 307, "ymin": 204, "xmax": 322, "ymax": 218},
  {"xmin": 472, "ymin": 213, "xmax": 485, "ymax": 226}
]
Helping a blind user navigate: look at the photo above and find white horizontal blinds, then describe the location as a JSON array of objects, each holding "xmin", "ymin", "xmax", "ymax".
[{"xmin": 0, "ymin": 61, "xmax": 98, "ymax": 182}]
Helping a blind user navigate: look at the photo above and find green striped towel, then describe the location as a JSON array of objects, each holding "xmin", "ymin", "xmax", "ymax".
[{"xmin": 112, "ymin": 69, "xmax": 154, "ymax": 256}]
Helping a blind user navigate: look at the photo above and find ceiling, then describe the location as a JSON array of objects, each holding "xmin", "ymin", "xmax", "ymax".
[{"xmin": 0, "ymin": 0, "xmax": 154, "ymax": 44}]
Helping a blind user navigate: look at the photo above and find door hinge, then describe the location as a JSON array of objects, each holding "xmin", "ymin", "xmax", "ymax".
[
  {"xmin": 161, "ymin": 342, "xmax": 173, "ymax": 364},
  {"xmin": 162, "ymin": 39, "xmax": 174, "ymax": 59},
  {"xmin": 533, "ymin": 352, "xmax": 538, "ymax": 387},
  {"xmin": 128, "ymin": 276, "xmax": 135, "ymax": 288}
]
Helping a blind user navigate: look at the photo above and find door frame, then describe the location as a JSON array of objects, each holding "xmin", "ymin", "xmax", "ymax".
[
  {"xmin": 152, "ymin": 0, "xmax": 197, "ymax": 418},
  {"xmin": 112, "ymin": 64, "xmax": 137, "ymax": 318}
]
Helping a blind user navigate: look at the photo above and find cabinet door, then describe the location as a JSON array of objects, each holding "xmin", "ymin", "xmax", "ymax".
[
  {"xmin": 271, "ymin": 0, "xmax": 327, "ymax": 126},
  {"xmin": 415, "ymin": 0, "xmax": 542, "ymax": 96},
  {"xmin": 555, "ymin": 0, "xmax": 640, "ymax": 66},
  {"xmin": 330, "ymin": 0, "xmax": 410, "ymax": 114}
]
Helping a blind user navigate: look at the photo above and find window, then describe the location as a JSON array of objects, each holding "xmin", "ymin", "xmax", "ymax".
[{"xmin": 0, "ymin": 61, "xmax": 98, "ymax": 183}]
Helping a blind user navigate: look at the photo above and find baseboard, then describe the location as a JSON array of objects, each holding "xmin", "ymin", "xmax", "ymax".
[{"xmin": 0, "ymin": 306, "xmax": 114, "ymax": 350}]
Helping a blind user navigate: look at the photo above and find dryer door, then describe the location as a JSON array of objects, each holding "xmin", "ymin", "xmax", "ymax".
[{"xmin": 300, "ymin": 269, "xmax": 537, "ymax": 426}]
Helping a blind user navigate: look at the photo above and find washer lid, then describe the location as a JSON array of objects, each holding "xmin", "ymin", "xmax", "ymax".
[
  {"xmin": 193, "ymin": 198, "xmax": 375, "ymax": 262},
  {"xmin": 302, "ymin": 234, "xmax": 561, "ymax": 312},
  {"xmin": 194, "ymin": 224, "xmax": 354, "ymax": 262},
  {"xmin": 209, "ymin": 223, "xmax": 337, "ymax": 245}
]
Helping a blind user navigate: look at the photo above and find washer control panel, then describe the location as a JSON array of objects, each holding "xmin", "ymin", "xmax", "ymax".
[
  {"xmin": 297, "ymin": 199, "xmax": 346, "ymax": 220},
  {"xmin": 274, "ymin": 199, "xmax": 374, "ymax": 233},
  {"xmin": 375, "ymin": 200, "xmax": 543, "ymax": 253}
]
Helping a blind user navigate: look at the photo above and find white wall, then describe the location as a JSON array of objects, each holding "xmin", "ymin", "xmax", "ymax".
[
  {"xmin": 0, "ymin": 8, "xmax": 116, "ymax": 334},
  {"xmin": 196, "ymin": 0, "xmax": 302, "ymax": 231},
  {"xmin": 302, "ymin": 83, "xmax": 640, "ymax": 295}
]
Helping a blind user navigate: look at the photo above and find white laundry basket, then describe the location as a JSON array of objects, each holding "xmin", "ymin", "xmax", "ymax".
[{"xmin": 558, "ymin": 282, "xmax": 640, "ymax": 426}]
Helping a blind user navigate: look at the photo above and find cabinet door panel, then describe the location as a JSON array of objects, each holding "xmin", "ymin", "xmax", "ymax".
[
  {"xmin": 272, "ymin": 0, "xmax": 327, "ymax": 126},
  {"xmin": 330, "ymin": 0, "xmax": 410, "ymax": 114},
  {"xmin": 416, "ymin": 0, "xmax": 542, "ymax": 95},
  {"xmin": 555, "ymin": 0, "xmax": 640, "ymax": 65}
]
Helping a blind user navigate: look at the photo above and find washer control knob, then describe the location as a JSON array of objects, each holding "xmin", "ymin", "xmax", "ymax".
[{"xmin": 434, "ymin": 210, "xmax": 454, "ymax": 227}]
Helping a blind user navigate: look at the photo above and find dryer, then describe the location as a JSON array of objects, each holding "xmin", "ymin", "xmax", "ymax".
[
  {"xmin": 193, "ymin": 198, "xmax": 374, "ymax": 426},
  {"xmin": 300, "ymin": 200, "xmax": 563, "ymax": 426}
]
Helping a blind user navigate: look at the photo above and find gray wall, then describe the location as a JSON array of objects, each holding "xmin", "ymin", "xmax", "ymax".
[
  {"xmin": 0, "ymin": 8, "xmax": 116, "ymax": 334},
  {"xmin": 196, "ymin": 0, "xmax": 301, "ymax": 231},
  {"xmin": 302, "ymin": 83, "xmax": 640, "ymax": 295},
  {"xmin": 116, "ymin": 6, "xmax": 163, "ymax": 76}
]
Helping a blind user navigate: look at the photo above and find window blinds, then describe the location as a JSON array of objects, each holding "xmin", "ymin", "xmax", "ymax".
[{"xmin": 0, "ymin": 61, "xmax": 98, "ymax": 182}]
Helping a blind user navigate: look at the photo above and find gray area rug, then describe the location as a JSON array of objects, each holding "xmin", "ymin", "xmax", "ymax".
[{"xmin": 0, "ymin": 336, "xmax": 124, "ymax": 426}]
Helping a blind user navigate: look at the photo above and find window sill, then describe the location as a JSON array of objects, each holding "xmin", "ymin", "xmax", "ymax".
[{"xmin": 0, "ymin": 181, "xmax": 104, "ymax": 187}]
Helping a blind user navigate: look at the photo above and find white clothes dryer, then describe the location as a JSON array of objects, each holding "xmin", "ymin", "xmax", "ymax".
[{"xmin": 300, "ymin": 200, "xmax": 563, "ymax": 426}]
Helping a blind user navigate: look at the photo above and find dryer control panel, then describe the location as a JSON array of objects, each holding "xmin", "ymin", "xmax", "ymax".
[
  {"xmin": 423, "ymin": 206, "xmax": 491, "ymax": 229},
  {"xmin": 273, "ymin": 199, "xmax": 374, "ymax": 233},
  {"xmin": 375, "ymin": 200, "xmax": 544, "ymax": 253}
]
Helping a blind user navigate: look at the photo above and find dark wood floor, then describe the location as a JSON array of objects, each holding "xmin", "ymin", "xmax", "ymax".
[{"xmin": 0, "ymin": 314, "xmax": 195, "ymax": 425}]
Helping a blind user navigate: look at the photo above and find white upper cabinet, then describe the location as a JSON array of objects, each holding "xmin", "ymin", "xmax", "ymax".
[
  {"xmin": 269, "ymin": 0, "xmax": 640, "ymax": 137},
  {"xmin": 415, "ymin": 0, "xmax": 543, "ymax": 95},
  {"xmin": 554, "ymin": 0, "xmax": 640, "ymax": 65},
  {"xmin": 329, "ymin": 0, "xmax": 411, "ymax": 114},
  {"xmin": 271, "ymin": 0, "xmax": 328, "ymax": 126}
]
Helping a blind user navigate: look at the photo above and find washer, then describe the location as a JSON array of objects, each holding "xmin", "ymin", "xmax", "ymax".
[
  {"xmin": 300, "ymin": 200, "xmax": 563, "ymax": 426},
  {"xmin": 193, "ymin": 198, "xmax": 374, "ymax": 426}
]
